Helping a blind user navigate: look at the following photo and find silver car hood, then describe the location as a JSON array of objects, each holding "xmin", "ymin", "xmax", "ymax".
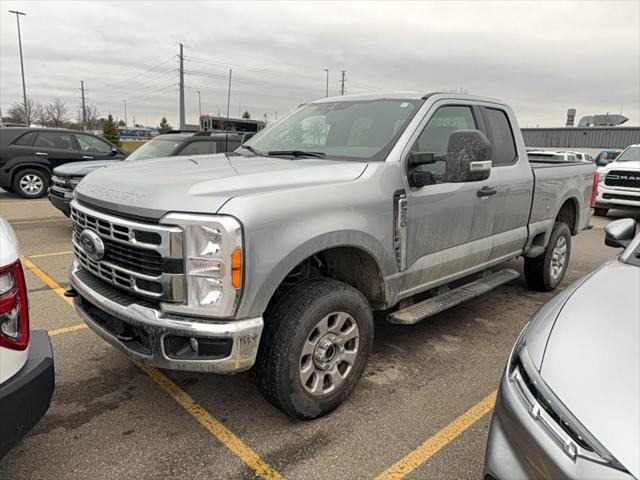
[
  {"xmin": 74, "ymin": 154, "xmax": 367, "ymax": 220},
  {"xmin": 541, "ymin": 261, "xmax": 640, "ymax": 478},
  {"xmin": 54, "ymin": 159, "xmax": 120, "ymax": 176}
]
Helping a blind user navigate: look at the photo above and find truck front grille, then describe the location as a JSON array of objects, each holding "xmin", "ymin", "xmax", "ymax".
[
  {"xmin": 70, "ymin": 202, "xmax": 184, "ymax": 301},
  {"xmin": 604, "ymin": 170, "xmax": 640, "ymax": 189}
]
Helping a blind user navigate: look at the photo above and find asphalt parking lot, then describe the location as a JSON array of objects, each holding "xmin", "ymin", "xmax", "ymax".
[{"xmin": 1, "ymin": 192, "xmax": 638, "ymax": 480}]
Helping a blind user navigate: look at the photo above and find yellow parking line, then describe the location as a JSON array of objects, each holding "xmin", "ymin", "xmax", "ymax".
[
  {"xmin": 28, "ymin": 250, "xmax": 74, "ymax": 259},
  {"xmin": 49, "ymin": 323, "xmax": 88, "ymax": 336},
  {"xmin": 22, "ymin": 256, "xmax": 284, "ymax": 480},
  {"xmin": 375, "ymin": 390, "xmax": 497, "ymax": 480},
  {"xmin": 140, "ymin": 364, "xmax": 284, "ymax": 480}
]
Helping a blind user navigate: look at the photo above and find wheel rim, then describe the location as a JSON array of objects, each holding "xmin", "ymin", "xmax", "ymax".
[
  {"xmin": 550, "ymin": 235, "xmax": 567, "ymax": 281},
  {"xmin": 299, "ymin": 311, "xmax": 360, "ymax": 397},
  {"xmin": 19, "ymin": 174, "xmax": 43, "ymax": 195}
]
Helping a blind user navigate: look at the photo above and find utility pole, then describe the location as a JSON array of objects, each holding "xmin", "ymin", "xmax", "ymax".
[
  {"xmin": 9, "ymin": 10, "xmax": 28, "ymax": 126},
  {"xmin": 122, "ymin": 99, "xmax": 127, "ymax": 126},
  {"xmin": 225, "ymin": 69, "xmax": 232, "ymax": 150},
  {"xmin": 340, "ymin": 70, "xmax": 346, "ymax": 96},
  {"xmin": 179, "ymin": 43, "xmax": 185, "ymax": 129},
  {"xmin": 80, "ymin": 80, "xmax": 87, "ymax": 131},
  {"xmin": 196, "ymin": 90, "xmax": 202, "ymax": 119},
  {"xmin": 324, "ymin": 68, "xmax": 329, "ymax": 97}
]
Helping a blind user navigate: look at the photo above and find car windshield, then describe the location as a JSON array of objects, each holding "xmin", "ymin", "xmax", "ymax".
[
  {"xmin": 243, "ymin": 98, "xmax": 422, "ymax": 161},
  {"xmin": 604, "ymin": 150, "xmax": 621, "ymax": 160},
  {"xmin": 615, "ymin": 146, "xmax": 639, "ymax": 162},
  {"xmin": 125, "ymin": 138, "xmax": 184, "ymax": 161}
]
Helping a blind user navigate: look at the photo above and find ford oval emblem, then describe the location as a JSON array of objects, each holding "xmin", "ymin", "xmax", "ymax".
[{"xmin": 79, "ymin": 229, "xmax": 105, "ymax": 261}]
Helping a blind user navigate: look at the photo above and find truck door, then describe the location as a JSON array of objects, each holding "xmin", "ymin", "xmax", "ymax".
[
  {"xmin": 402, "ymin": 103, "xmax": 498, "ymax": 292},
  {"xmin": 480, "ymin": 106, "xmax": 533, "ymax": 262}
]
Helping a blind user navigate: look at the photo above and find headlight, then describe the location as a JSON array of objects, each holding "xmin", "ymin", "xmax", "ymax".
[
  {"xmin": 160, "ymin": 213, "xmax": 242, "ymax": 318},
  {"xmin": 510, "ymin": 343, "xmax": 627, "ymax": 472}
]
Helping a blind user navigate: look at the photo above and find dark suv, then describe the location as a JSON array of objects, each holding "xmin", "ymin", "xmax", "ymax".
[
  {"xmin": 48, "ymin": 131, "xmax": 244, "ymax": 215},
  {"xmin": 0, "ymin": 127, "xmax": 126, "ymax": 198}
]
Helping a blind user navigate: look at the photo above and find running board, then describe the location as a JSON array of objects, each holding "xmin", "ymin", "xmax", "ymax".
[{"xmin": 388, "ymin": 269, "xmax": 520, "ymax": 325}]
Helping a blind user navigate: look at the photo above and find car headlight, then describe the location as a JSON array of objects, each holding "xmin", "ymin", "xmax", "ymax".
[
  {"xmin": 510, "ymin": 342, "xmax": 627, "ymax": 472},
  {"xmin": 160, "ymin": 213, "xmax": 242, "ymax": 318}
]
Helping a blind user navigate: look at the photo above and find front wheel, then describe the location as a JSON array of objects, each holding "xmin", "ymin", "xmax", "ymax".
[
  {"xmin": 255, "ymin": 278, "xmax": 374, "ymax": 419},
  {"xmin": 524, "ymin": 222, "xmax": 571, "ymax": 292},
  {"xmin": 12, "ymin": 169, "xmax": 50, "ymax": 199}
]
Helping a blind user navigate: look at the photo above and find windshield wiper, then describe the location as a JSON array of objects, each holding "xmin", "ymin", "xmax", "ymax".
[{"xmin": 267, "ymin": 150, "xmax": 326, "ymax": 158}]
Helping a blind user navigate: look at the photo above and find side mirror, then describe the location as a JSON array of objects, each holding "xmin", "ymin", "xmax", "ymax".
[
  {"xmin": 444, "ymin": 130, "xmax": 492, "ymax": 183},
  {"xmin": 110, "ymin": 147, "xmax": 119, "ymax": 156},
  {"xmin": 409, "ymin": 152, "xmax": 435, "ymax": 166},
  {"xmin": 241, "ymin": 132, "xmax": 256, "ymax": 143},
  {"xmin": 604, "ymin": 218, "xmax": 636, "ymax": 248}
]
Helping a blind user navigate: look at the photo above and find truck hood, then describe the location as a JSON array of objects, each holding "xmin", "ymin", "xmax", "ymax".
[
  {"xmin": 599, "ymin": 160, "xmax": 640, "ymax": 173},
  {"xmin": 74, "ymin": 154, "xmax": 368, "ymax": 220},
  {"xmin": 54, "ymin": 159, "xmax": 120, "ymax": 176},
  {"xmin": 540, "ymin": 261, "xmax": 640, "ymax": 478}
]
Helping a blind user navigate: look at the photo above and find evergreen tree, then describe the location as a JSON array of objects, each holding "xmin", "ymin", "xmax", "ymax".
[
  {"xmin": 158, "ymin": 116, "xmax": 172, "ymax": 134},
  {"xmin": 102, "ymin": 114, "xmax": 121, "ymax": 146}
]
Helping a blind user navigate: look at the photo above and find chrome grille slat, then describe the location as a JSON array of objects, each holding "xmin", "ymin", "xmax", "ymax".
[{"xmin": 70, "ymin": 201, "xmax": 184, "ymax": 302}]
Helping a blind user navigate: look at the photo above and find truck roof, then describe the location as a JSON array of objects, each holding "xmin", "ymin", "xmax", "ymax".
[{"xmin": 311, "ymin": 91, "xmax": 507, "ymax": 105}]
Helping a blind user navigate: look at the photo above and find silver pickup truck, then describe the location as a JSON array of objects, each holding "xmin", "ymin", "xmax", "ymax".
[{"xmin": 67, "ymin": 93, "xmax": 597, "ymax": 419}]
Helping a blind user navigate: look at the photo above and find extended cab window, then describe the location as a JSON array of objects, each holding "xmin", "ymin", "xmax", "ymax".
[
  {"xmin": 179, "ymin": 141, "xmax": 217, "ymax": 156},
  {"xmin": 76, "ymin": 134, "xmax": 112, "ymax": 153},
  {"xmin": 34, "ymin": 132, "xmax": 75, "ymax": 150},
  {"xmin": 411, "ymin": 105, "xmax": 477, "ymax": 177},
  {"xmin": 485, "ymin": 108, "xmax": 517, "ymax": 166}
]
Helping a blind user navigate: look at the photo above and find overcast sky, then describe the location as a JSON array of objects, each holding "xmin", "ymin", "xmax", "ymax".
[{"xmin": 1, "ymin": 1, "xmax": 638, "ymax": 128}]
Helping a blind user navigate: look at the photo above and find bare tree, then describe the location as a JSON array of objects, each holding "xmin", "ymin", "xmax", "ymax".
[
  {"xmin": 45, "ymin": 98, "xmax": 69, "ymax": 127},
  {"xmin": 76, "ymin": 104, "xmax": 100, "ymax": 130},
  {"xmin": 32, "ymin": 103, "xmax": 49, "ymax": 126},
  {"xmin": 6, "ymin": 96, "xmax": 39, "ymax": 125}
]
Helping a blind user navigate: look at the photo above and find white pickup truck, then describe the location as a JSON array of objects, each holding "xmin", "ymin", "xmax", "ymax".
[
  {"xmin": 595, "ymin": 144, "xmax": 640, "ymax": 216},
  {"xmin": 0, "ymin": 217, "xmax": 54, "ymax": 458}
]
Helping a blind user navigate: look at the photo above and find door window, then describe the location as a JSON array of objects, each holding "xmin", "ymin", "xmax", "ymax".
[
  {"xmin": 411, "ymin": 105, "xmax": 477, "ymax": 178},
  {"xmin": 13, "ymin": 131, "xmax": 37, "ymax": 146},
  {"xmin": 34, "ymin": 132, "xmax": 76, "ymax": 150},
  {"xmin": 178, "ymin": 141, "xmax": 217, "ymax": 156},
  {"xmin": 76, "ymin": 134, "xmax": 113, "ymax": 153},
  {"xmin": 484, "ymin": 108, "xmax": 517, "ymax": 166}
]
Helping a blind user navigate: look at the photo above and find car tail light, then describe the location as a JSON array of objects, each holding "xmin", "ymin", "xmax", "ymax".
[
  {"xmin": 0, "ymin": 259, "xmax": 29, "ymax": 350},
  {"xmin": 590, "ymin": 170, "xmax": 600, "ymax": 208}
]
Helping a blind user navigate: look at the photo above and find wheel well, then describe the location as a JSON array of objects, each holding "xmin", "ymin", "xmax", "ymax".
[
  {"xmin": 11, "ymin": 165, "xmax": 51, "ymax": 184},
  {"xmin": 267, "ymin": 247, "xmax": 386, "ymax": 313},
  {"xmin": 556, "ymin": 198, "xmax": 577, "ymax": 234}
]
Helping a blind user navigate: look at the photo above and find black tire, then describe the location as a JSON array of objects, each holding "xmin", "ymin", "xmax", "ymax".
[
  {"xmin": 255, "ymin": 278, "xmax": 374, "ymax": 420},
  {"xmin": 524, "ymin": 222, "xmax": 571, "ymax": 292},
  {"xmin": 594, "ymin": 207, "xmax": 609, "ymax": 217},
  {"xmin": 12, "ymin": 168, "xmax": 50, "ymax": 199},
  {"xmin": 0, "ymin": 186, "xmax": 14, "ymax": 193}
]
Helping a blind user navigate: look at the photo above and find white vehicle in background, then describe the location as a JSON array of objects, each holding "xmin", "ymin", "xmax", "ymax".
[
  {"xmin": 527, "ymin": 150, "xmax": 579, "ymax": 162},
  {"xmin": 558, "ymin": 150, "xmax": 593, "ymax": 162},
  {"xmin": 0, "ymin": 217, "xmax": 54, "ymax": 458},
  {"xmin": 595, "ymin": 145, "xmax": 640, "ymax": 216}
]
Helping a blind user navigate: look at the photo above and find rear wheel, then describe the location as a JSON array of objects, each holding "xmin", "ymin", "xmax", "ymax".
[
  {"xmin": 594, "ymin": 207, "xmax": 609, "ymax": 217},
  {"xmin": 255, "ymin": 278, "xmax": 373, "ymax": 419},
  {"xmin": 524, "ymin": 222, "xmax": 571, "ymax": 291},
  {"xmin": 12, "ymin": 169, "xmax": 50, "ymax": 198}
]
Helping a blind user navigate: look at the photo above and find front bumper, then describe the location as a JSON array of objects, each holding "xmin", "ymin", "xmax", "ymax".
[
  {"xmin": 48, "ymin": 187, "xmax": 73, "ymax": 216},
  {"xmin": 69, "ymin": 261, "xmax": 263, "ymax": 373},
  {"xmin": 0, "ymin": 331, "xmax": 55, "ymax": 459},
  {"xmin": 483, "ymin": 368, "xmax": 633, "ymax": 480},
  {"xmin": 595, "ymin": 185, "xmax": 640, "ymax": 210}
]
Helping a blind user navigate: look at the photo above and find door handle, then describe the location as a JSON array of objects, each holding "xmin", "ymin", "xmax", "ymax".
[
  {"xmin": 35, "ymin": 151, "xmax": 48, "ymax": 156},
  {"xmin": 477, "ymin": 186, "xmax": 497, "ymax": 198},
  {"xmin": 82, "ymin": 155, "xmax": 94, "ymax": 159}
]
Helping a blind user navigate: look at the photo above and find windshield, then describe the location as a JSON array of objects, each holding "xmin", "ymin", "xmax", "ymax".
[
  {"xmin": 615, "ymin": 146, "xmax": 640, "ymax": 162},
  {"xmin": 125, "ymin": 138, "xmax": 184, "ymax": 161},
  {"xmin": 243, "ymin": 98, "xmax": 422, "ymax": 161}
]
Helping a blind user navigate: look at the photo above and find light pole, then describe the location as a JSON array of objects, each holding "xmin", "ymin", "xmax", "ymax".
[
  {"xmin": 196, "ymin": 90, "xmax": 202, "ymax": 122},
  {"xmin": 9, "ymin": 10, "xmax": 28, "ymax": 126},
  {"xmin": 122, "ymin": 99, "xmax": 127, "ymax": 126},
  {"xmin": 324, "ymin": 68, "xmax": 329, "ymax": 97}
]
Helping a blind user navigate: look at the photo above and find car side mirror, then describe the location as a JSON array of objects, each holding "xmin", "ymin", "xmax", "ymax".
[
  {"xmin": 241, "ymin": 132, "xmax": 256, "ymax": 143},
  {"xmin": 444, "ymin": 130, "xmax": 492, "ymax": 183},
  {"xmin": 604, "ymin": 218, "xmax": 636, "ymax": 248},
  {"xmin": 110, "ymin": 147, "xmax": 119, "ymax": 156}
]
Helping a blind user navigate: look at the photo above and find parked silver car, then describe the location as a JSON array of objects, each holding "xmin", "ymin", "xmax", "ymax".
[{"xmin": 484, "ymin": 218, "xmax": 639, "ymax": 479}]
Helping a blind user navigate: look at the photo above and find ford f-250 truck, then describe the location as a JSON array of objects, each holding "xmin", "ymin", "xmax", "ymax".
[{"xmin": 66, "ymin": 93, "xmax": 597, "ymax": 419}]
